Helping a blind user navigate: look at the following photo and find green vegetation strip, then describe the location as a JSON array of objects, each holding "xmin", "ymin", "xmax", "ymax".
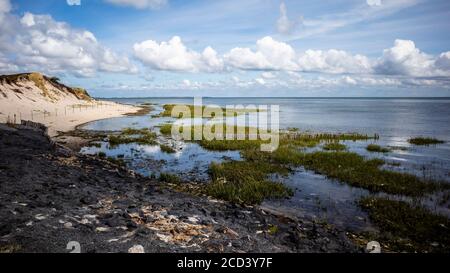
[
  {"xmin": 323, "ymin": 142, "xmax": 347, "ymax": 151},
  {"xmin": 359, "ymin": 197, "xmax": 450, "ymax": 252},
  {"xmin": 366, "ymin": 144, "xmax": 390, "ymax": 153},
  {"xmin": 154, "ymin": 104, "xmax": 261, "ymax": 118},
  {"xmin": 408, "ymin": 137, "xmax": 445, "ymax": 146},
  {"xmin": 108, "ymin": 128, "xmax": 157, "ymax": 147},
  {"xmin": 207, "ymin": 161, "xmax": 292, "ymax": 205}
]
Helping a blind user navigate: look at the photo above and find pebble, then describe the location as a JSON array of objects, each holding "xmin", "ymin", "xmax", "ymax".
[{"xmin": 128, "ymin": 244, "xmax": 145, "ymax": 253}]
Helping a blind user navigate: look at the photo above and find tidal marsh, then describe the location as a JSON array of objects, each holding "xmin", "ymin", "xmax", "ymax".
[
  {"xmin": 323, "ymin": 142, "xmax": 347, "ymax": 151},
  {"xmin": 108, "ymin": 128, "xmax": 157, "ymax": 147},
  {"xmin": 408, "ymin": 137, "xmax": 445, "ymax": 146},
  {"xmin": 359, "ymin": 197, "xmax": 450, "ymax": 252},
  {"xmin": 366, "ymin": 144, "xmax": 390, "ymax": 153}
]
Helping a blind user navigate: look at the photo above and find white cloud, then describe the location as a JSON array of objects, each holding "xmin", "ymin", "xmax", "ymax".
[
  {"xmin": 255, "ymin": 78, "xmax": 266, "ymax": 85},
  {"xmin": 225, "ymin": 36, "xmax": 298, "ymax": 71},
  {"xmin": 261, "ymin": 72, "xmax": 276, "ymax": 79},
  {"xmin": 435, "ymin": 52, "xmax": 450, "ymax": 71},
  {"xmin": 367, "ymin": 0, "xmax": 382, "ymax": 7},
  {"xmin": 0, "ymin": 0, "xmax": 11, "ymax": 14},
  {"xmin": 0, "ymin": 11, "xmax": 137, "ymax": 77},
  {"xmin": 133, "ymin": 36, "xmax": 224, "ymax": 72},
  {"xmin": 276, "ymin": 1, "xmax": 300, "ymax": 35},
  {"xmin": 104, "ymin": 0, "xmax": 167, "ymax": 9},
  {"xmin": 374, "ymin": 39, "xmax": 450, "ymax": 77},
  {"xmin": 298, "ymin": 49, "xmax": 372, "ymax": 74},
  {"xmin": 67, "ymin": 0, "xmax": 81, "ymax": 6}
]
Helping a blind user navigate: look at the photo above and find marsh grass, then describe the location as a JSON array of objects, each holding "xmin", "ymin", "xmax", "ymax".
[
  {"xmin": 108, "ymin": 128, "xmax": 157, "ymax": 147},
  {"xmin": 408, "ymin": 137, "xmax": 445, "ymax": 146},
  {"xmin": 155, "ymin": 122, "xmax": 445, "ymax": 200},
  {"xmin": 242, "ymin": 148, "xmax": 446, "ymax": 197},
  {"xmin": 323, "ymin": 142, "xmax": 347, "ymax": 151},
  {"xmin": 366, "ymin": 144, "xmax": 390, "ymax": 153},
  {"xmin": 160, "ymin": 144, "xmax": 176, "ymax": 153},
  {"xmin": 298, "ymin": 151, "xmax": 445, "ymax": 196},
  {"xmin": 159, "ymin": 124, "xmax": 173, "ymax": 135},
  {"xmin": 359, "ymin": 197, "xmax": 450, "ymax": 252},
  {"xmin": 157, "ymin": 104, "xmax": 261, "ymax": 118},
  {"xmin": 206, "ymin": 161, "xmax": 292, "ymax": 204},
  {"xmin": 159, "ymin": 172, "xmax": 181, "ymax": 183}
]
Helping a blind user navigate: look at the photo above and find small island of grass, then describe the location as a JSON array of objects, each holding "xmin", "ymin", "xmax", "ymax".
[
  {"xmin": 366, "ymin": 144, "xmax": 390, "ymax": 153},
  {"xmin": 408, "ymin": 137, "xmax": 445, "ymax": 146}
]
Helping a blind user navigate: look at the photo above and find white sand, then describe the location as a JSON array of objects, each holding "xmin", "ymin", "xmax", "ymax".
[{"xmin": 0, "ymin": 77, "xmax": 138, "ymax": 136}]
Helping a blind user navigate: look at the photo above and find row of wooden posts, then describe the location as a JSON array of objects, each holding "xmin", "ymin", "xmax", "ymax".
[{"xmin": 4, "ymin": 102, "xmax": 120, "ymax": 124}]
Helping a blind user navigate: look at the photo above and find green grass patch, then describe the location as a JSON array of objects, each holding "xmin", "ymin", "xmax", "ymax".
[
  {"xmin": 359, "ymin": 197, "xmax": 450, "ymax": 252},
  {"xmin": 298, "ymin": 151, "xmax": 444, "ymax": 196},
  {"xmin": 408, "ymin": 137, "xmax": 445, "ymax": 146},
  {"xmin": 159, "ymin": 124, "xmax": 173, "ymax": 135},
  {"xmin": 158, "ymin": 104, "xmax": 261, "ymax": 118},
  {"xmin": 206, "ymin": 161, "xmax": 293, "ymax": 205},
  {"xmin": 366, "ymin": 144, "xmax": 390, "ymax": 153},
  {"xmin": 323, "ymin": 142, "xmax": 347, "ymax": 151},
  {"xmin": 240, "ymin": 148, "xmax": 446, "ymax": 197},
  {"xmin": 160, "ymin": 144, "xmax": 176, "ymax": 153},
  {"xmin": 159, "ymin": 172, "xmax": 181, "ymax": 183},
  {"xmin": 108, "ymin": 128, "xmax": 157, "ymax": 147}
]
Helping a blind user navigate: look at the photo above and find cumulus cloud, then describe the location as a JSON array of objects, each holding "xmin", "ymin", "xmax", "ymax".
[
  {"xmin": 104, "ymin": 0, "xmax": 167, "ymax": 9},
  {"xmin": 0, "ymin": 0, "xmax": 11, "ymax": 14},
  {"xmin": 67, "ymin": 0, "xmax": 81, "ymax": 6},
  {"xmin": 367, "ymin": 0, "xmax": 382, "ymax": 7},
  {"xmin": 133, "ymin": 35, "xmax": 450, "ymax": 82},
  {"xmin": 133, "ymin": 36, "xmax": 224, "ymax": 72},
  {"xmin": 0, "ymin": 10, "xmax": 137, "ymax": 77},
  {"xmin": 374, "ymin": 39, "xmax": 450, "ymax": 77},
  {"xmin": 276, "ymin": 1, "xmax": 300, "ymax": 35},
  {"xmin": 297, "ymin": 49, "xmax": 372, "ymax": 74},
  {"xmin": 225, "ymin": 36, "xmax": 298, "ymax": 71}
]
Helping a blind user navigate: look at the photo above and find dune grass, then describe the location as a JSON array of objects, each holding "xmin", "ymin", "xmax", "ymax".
[
  {"xmin": 408, "ymin": 137, "xmax": 445, "ymax": 146},
  {"xmin": 359, "ymin": 197, "xmax": 450, "ymax": 252},
  {"xmin": 366, "ymin": 144, "xmax": 390, "ymax": 153}
]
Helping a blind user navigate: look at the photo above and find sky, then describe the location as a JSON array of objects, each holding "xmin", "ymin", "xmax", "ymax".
[{"xmin": 1, "ymin": 0, "xmax": 450, "ymax": 97}]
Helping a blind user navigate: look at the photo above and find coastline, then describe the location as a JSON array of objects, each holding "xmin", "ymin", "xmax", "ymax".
[
  {"xmin": 0, "ymin": 124, "xmax": 358, "ymax": 253},
  {"xmin": 0, "ymin": 99, "xmax": 140, "ymax": 137}
]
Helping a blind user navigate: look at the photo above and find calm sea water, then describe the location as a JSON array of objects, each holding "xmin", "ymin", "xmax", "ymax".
[{"xmin": 81, "ymin": 98, "xmax": 450, "ymax": 231}]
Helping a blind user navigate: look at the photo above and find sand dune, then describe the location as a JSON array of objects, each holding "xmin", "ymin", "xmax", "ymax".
[{"xmin": 0, "ymin": 73, "xmax": 138, "ymax": 136}]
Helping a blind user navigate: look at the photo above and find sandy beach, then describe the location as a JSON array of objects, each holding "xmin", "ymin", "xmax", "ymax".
[
  {"xmin": 0, "ymin": 73, "xmax": 139, "ymax": 136},
  {"xmin": 0, "ymin": 100, "xmax": 139, "ymax": 136}
]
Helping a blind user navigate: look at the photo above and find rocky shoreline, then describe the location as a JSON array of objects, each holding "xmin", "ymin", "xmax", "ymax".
[{"xmin": 0, "ymin": 123, "xmax": 361, "ymax": 253}]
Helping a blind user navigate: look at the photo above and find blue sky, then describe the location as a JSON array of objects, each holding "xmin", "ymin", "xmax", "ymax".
[{"xmin": 1, "ymin": 0, "xmax": 450, "ymax": 97}]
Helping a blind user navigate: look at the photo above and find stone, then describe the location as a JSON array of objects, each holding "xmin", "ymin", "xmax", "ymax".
[{"xmin": 128, "ymin": 244, "xmax": 145, "ymax": 253}]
